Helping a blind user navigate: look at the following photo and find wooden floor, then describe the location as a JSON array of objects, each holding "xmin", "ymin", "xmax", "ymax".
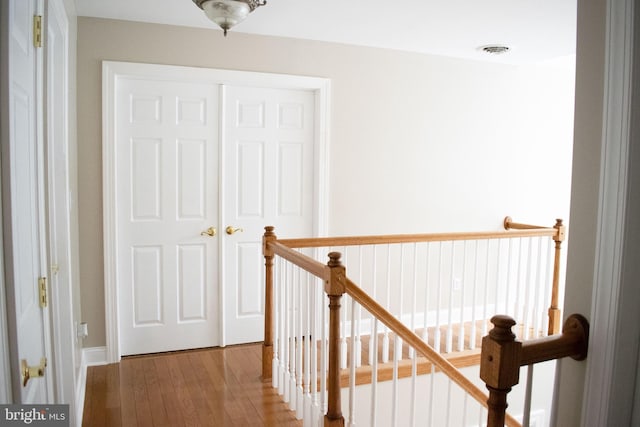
[{"xmin": 82, "ymin": 344, "xmax": 302, "ymax": 427}]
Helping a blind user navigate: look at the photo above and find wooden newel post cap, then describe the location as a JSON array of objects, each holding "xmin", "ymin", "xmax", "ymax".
[
  {"xmin": 264, "ymin": 226, "xmax": 276, "ymax": 236},
  {"xmin": 488, "ymin": 315, "xmax": 517, "ymax": 342},
  {"xmin": 480, "ymin": 315, "xmax": 522, "ymax": 390},
  {"xmin": 327, "ymin": 252, "xmax": 342, "ymax": 267}
]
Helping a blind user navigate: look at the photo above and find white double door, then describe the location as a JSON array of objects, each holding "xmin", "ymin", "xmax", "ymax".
[{"xmin": 117, "ymin": 75, "xmax": 315, "ymax": 355}]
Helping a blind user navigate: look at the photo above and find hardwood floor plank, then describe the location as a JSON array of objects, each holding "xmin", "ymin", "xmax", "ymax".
[
  {"xmin": 165, "ymin": 354, "xmax": 200, "ymax": 427},
  {"xmin": 152, "ymin": 357, "xmax": 185, "ymax": 427},
  {"xmin": 80, "ymin": 344, "xmax": 296, "ymax": 426},
  {"xmin": 91, "ymin": 365, "xmax": 107, "ymax": 427},
  {"xmin": 119, "ymin": 358, "xmax": 138, "ymax": 427},
  {"xmin": 106, "ymin": 364, "xmax": 123, "ymax": 427},
  {"xmin": 142, "ymin": 357, "xmax": 169, "ymax": 427}
]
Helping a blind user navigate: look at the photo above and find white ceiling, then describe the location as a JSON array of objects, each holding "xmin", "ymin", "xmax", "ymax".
[{"xmin": 75, "ymin": 0, "xmax": 577, "ymax": 65}]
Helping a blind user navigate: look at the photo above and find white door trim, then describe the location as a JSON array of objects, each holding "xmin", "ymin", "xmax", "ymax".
[
  {"xmin": 102, "ymin": 61, "xmax": 330, "ymax": 363},
  {"xmin": 45, "ymin": 0, "xmax": 78, "ymax": 413},
  {"xmin": 0, "ymin": 1, "xmax": 12, "ymax": 399},
  {"xmin": 580, "ymin": 0, "xmax": 638, "ymax": 425}
]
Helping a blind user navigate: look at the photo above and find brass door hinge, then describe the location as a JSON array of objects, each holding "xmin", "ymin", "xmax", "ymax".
[
  {"xmin": 33, "ymin": 15, "xmax": 42, "ymax": 48},
  {"xmin": 38, "ymin": 277, "xmax": 47, "ymax": 308}
]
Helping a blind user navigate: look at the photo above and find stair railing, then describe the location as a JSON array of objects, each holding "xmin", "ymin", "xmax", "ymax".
[{"xmin": 262, "ymin": 217, "xmax": 566, "ymax": 426}]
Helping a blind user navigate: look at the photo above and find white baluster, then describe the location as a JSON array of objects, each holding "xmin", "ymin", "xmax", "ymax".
[
  {"xmin": 523, "ymin": 364, "xmax": 534, "ymax": 427},
  {"xmin": 355, "ymin": 248, "xmax": 362, "ymax": 368},
  {"xmin": 543, "ymin": 238, "xmax": 554, "ymax": 337},
  {"xmin": 514, "ymin": 238, "xmax": 524, "ymax": 339},
  {"xmin": 523, "ymin": 238, "xmax": 534, "ymax": 340},
  {"xmin": 348, "ymin": 297, "xmax": 357, "ymax": 427},
  {"xmin": 305, "ymin": 272, "xmax": 315, "ymax": 427},
  {"xmin": 410, "ymin": 353, "xmax": 417, "ymax": 427},
  {"xmin": 533, "ymin": 238, "xmax": 544, "ymax": 338},
  {"xmin": 369, "ymin": 246, "xmax": 378, "ymax": 367},
  {"xmin": 445, "ymin": 377, "xmax": 452, "ymax": 427},
  {"xmin": 278, "ymin": 258, "xmax": 286, "ymax": 395},
  {"xmin": 422, "ymin": 243, "xmax": 430, "ymax": 345},
  {"xmin": 273, "ymin": 257, "xmax": 280, "ymax": 389},
  {"xmin": 506, "ymin": 238, "xmax": 514, "ymax": 320},
  {"xmin": 446, "ymin": 242, "xmax": 455, "ymax": 354},
  {"xmin": 482, "ymin": 240, "xmax": 491, "ymax": 337},
  {"xmin": 283, "ymin": 262, "xmax": 291, "ymax": 403},
  {"xmin": 470, "ymin": 241, "xmax": 479, "ymax": 350},
  {"xmin": 370, "ymin": 318, "xmax": 379, "ymax": 427},
  {"xmin": 410, "ymin": 243, "xmax": 418, "ymax": 359},
  {"xmin": 341, "ymin": 248, "xmax": 348, "ymax": 370},
  {"xmin": 392, "ymin": 335, "xmax": 399, "ymax": 427},
  {"xmin": 434, "ymin": 242, "xmax": 443, "ymax": 353},
  {"xmin": 458, "ymin": 241, "xmax": 467, "ymax": 352},
  {"xmin": 320, "ymin": 274, "xmax": 327, "ymax": 418},
  {"xmin": 382, "ymin": 244, "xmax": 391, "ymax": 363},
  {"xmin": 296, "ymin": 268, "xmax": 304, "ymax": 419},
  {"xmin": 428, "ymin": 364, "xmax": 435, "ymax": 427}
]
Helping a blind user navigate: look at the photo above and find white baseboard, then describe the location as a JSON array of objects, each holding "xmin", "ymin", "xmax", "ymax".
[
  {"xmin": 83, "ymin": 346, "xmax": 108, "ymax": 366},
  {"xmin": 75, "ymin": 346, "xmax": 108, "ymax": 427},
  {"xmin": 75, "ymin": 359, "xmax": 86, "ymax": 427}
]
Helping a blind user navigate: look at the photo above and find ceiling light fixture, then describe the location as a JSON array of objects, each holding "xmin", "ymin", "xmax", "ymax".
[{"xmin": 193, "ymin": 0, "xmax": 266, "ymax": 36}]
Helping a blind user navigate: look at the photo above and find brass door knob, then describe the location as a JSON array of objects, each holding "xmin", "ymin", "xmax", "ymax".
[
  {"xmin": 225, "ymin": 226, "xmax": 244, "ymax": 235},
  {"xmin": 200, "ymin": 227, "xmax": 217, "ymax": 237}
]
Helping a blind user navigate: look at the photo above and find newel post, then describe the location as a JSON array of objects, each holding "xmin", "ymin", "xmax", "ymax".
[
  {"xmin": 325, "ymin": 252, "xmax": 346, "ymax": 427},
  {"xmin": 549, "ymin": 219, "xmax": 566, "ymax": 335},
  {"xmin": 480, "ymin": 315, "xmax": 522, "ymax": 427},
  {"xmin": 262, "ymin": 226, "xmax": 276, "ymax": 381}
]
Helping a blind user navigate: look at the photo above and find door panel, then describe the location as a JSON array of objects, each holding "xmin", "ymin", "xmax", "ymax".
[
  {"xmin": 3, "ymin": 0, "xmax": 51, "ymax": 402},
  {"xmin": 117, "ymin": 78, "xmax": 219, "ymax": 355},
  {"xmin": 222, "ymin": 86, "xmax": 315, "ymax": 345}
]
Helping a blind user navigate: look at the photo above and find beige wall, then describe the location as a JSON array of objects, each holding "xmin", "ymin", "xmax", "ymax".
[{"xmin": 77, "ymin": 18, "xmax": 575, "ymax": 348}]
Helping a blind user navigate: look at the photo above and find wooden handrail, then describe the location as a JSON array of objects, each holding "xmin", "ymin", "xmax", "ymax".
[
  {"xmin": 278, "ymin": 227, "xmax": 556, "ymax": 249},
  {"xmin": 345, "ymin": 278, "xmax": 522, "ymax": 427},
  {"xmin": 268, "ymin": 240, "xmax": 328, "ymax": 279},
  {"xmin": 480, "ymin": 314, "xmax": 589, "ymax": 427}
]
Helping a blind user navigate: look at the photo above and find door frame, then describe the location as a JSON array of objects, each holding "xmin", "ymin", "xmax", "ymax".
[
  {"xmin": 102, "ymin": 61, "xmax": 330, "ymax": 363},
  {"xmin": 44, "ymin": 0, "xmax": 78, "ymax": 414}
]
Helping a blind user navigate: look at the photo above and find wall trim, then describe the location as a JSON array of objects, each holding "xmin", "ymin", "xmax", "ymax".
[
  {"xmin": 102, "ymin": 61, "xmax": 331, "ymax": 362},
  {"xmin": 582, "ymin": 0, "xmax": 636, "ymax": 425},
  {"xmin": 74, "ymin": 346, "xmax": 106, "ymax": 427},
  {"xmin": 74, "ymin": 353, "xmax": 87, "ymax": 427},
  {"xmin": 83, "ymin": 346, "xmax": 108, "ymax": 367}
]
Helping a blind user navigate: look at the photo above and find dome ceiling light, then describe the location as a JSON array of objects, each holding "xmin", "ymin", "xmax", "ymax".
[{"xmin": 192, "ymin": 0, "xmax": 266, "ymax": 36}]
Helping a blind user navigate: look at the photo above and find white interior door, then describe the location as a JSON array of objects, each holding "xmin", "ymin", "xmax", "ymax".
[
  {"xmin": 116, "ymin": 77, "xmax": 220, "ymax": 355},
  {"xmin": 222, "ymin": 85, "xmax": 315, "ymax": 345},
  {"xmin": 2, "ymin": 0, "xmax": 52, "ymax": 402},
  {"xmin": 107, "ymin": 63, "xmax": 327, "ymax": 357}
]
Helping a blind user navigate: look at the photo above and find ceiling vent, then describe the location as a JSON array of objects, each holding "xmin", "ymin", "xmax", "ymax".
[{"xmin": 480, "ymin": 45, "xmax": 510, "ymax": 55}]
